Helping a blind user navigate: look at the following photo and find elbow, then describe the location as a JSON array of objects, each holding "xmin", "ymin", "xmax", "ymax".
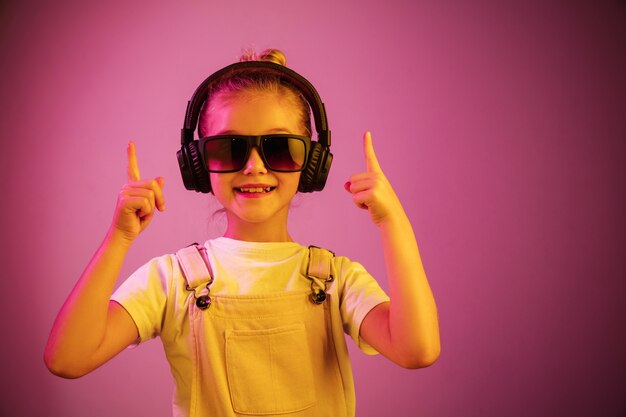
[
  {"xmin": 397, "ymin": 345, "xmax": 441, "ymax": 370},
  {"xmin": 44, "ymin": 347, "xmax": 89, "ymax": 379}
]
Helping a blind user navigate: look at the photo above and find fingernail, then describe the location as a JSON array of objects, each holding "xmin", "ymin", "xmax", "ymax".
[{"xmin": 344, "ymin": 181, "xmax": 351, "ymax": 191}]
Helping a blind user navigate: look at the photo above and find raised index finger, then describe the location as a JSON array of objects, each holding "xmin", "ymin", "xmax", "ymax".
[
  {"xmin": 363, "ymin": 131, "xmax": 382, "ymax": 173},
  {"xmin": 127, "ymin": 141, "xmax": 141, "ymax": 181}
]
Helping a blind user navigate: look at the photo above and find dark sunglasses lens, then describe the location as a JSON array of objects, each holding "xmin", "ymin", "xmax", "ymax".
[
  {"xmin": 263, "ymin": 137, "xmax": 306, "ymax": 171},
  {"xmin": 204, "ymin": 138, "xmax": 247, "ymax": 171}
]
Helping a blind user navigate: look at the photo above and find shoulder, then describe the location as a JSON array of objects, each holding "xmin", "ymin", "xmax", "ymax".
[
  {"xmin": 134, "ymin": 252, "xmax": 179, "ymax": 276},
  {"xmin": 331, "ymin": 253, "xmax": 369, "ymax": 277},
  {"xmin": 302, "ymin": 245, "xmax": 370, "ymax": 275},
  {"xmin": 116, "ymin": 252, "xmax": 179, "ymax": 297},
  {"xmin": 119, "ymin": 245, "xmax": 202, "ymax": 294},
  {"xmin": 327, "ymin": 252, "xmax": 387, "ymax": 298}
]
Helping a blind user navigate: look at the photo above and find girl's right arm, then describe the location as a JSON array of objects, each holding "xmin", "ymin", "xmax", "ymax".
[{"xmin": 44, "ymin": 142, "xmax": 166, "ymax": 379}]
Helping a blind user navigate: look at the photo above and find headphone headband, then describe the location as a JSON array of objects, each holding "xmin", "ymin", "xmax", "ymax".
[{"xmin": 181, "ymin": 61, "xmax": 330, "ymax": 148}]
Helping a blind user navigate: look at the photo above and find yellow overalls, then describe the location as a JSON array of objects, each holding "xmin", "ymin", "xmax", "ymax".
[{"xmin": 176, "ymin": 245, "xmax": 355, "ymax": 417}]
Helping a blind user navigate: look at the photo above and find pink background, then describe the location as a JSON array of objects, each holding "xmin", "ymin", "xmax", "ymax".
[{"xmin": 1, "ymin": 0, "xmax": 625, "ymax": 416}]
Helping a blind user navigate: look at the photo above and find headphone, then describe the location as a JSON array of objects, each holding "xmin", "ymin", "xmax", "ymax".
[{"xmin": 177, "ymin": 61, "xmax": 333, "ymax": 194}]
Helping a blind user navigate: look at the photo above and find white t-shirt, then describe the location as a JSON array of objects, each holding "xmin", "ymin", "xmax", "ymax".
[{"xmin": 111, "ymin": 238, "xmax": 390, "ymax": 416}]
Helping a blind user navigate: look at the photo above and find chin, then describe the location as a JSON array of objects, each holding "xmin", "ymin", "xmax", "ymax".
[{"xmin": 230, "ymin": 207, "xmax": 286, "ymax": 225}]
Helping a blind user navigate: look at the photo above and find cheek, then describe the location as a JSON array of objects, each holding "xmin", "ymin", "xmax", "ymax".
[
  {"xmin": 281, "ymin": 173, "xmax": 302, "ymax": 193},
  {"xmin": 209, "ymin": 173, "xmax": 231, "ymax": 198}
]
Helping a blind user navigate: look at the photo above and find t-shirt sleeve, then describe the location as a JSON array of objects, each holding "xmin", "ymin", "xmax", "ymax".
[
  {"xmin": 335, "ymin": 257, "xmax": 390, "ymax": 355},
  {"xmin": 110, "ymin": 255, "xmax": 172, "ymax": 344}
]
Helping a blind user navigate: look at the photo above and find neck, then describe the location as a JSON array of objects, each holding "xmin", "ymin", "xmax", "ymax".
[{"xmin": 223, "ymin": 214, "xmax": 294, "ymax": 243}]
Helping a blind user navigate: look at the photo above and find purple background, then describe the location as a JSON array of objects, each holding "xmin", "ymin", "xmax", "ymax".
[{"xmin": 1, "ymin": 1, "xmax": 625, "ymax": 416}]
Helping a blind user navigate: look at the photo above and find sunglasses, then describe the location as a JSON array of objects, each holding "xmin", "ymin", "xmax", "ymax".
[{"xmin": 198, "ymin": 134, "xmax": 311, "ymax": 173}]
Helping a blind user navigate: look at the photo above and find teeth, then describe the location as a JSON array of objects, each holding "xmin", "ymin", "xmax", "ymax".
[{"xmin": 237, "ymin": 187, "xmax": 273, "ymax": 193}]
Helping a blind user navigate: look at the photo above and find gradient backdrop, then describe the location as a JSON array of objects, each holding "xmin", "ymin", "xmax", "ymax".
[{"xmin": 1, "ymin": 0, "xmax": 625, "ymax": 416}]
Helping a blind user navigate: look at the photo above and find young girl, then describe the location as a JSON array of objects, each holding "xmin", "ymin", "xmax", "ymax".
[{"xmin": 45, "ymin": 49, "xmax": 440, "ymax": 417}]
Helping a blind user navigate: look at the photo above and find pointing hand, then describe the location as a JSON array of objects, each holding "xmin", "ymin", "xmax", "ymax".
[
  {"xmin": 344, "ymin": 132, "xmax": 403, "ymax": 226},
  {"xmin": 111, "ymin": 141, "xmax": 166, "ymax": 243}
]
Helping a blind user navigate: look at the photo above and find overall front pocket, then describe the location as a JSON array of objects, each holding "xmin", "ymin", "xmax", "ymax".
[{"xmin": 225, "ymin": 323, "xmax": 316, "ymax": 415}]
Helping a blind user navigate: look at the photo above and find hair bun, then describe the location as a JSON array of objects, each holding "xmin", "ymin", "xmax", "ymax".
[{"xmin": 239, "ymin": 48, "xmax": 287, "ymax": 66}]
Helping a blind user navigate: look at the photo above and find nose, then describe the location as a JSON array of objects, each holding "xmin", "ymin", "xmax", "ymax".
[{"xmin": 242, "ymin": 146, "xmax": 267, "ymax": 175}]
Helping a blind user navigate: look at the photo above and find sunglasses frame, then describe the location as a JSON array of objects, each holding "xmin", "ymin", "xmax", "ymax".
[{"xmin": 197, "ymin": 134, "xmax": 311, "ymax": 173}]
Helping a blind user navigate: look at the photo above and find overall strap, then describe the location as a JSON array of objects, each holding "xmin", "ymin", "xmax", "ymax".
[
  {"xmin": 176, "ymin": 243, "xmax": 214, "ymax": 309},
  {"xmin": 306, "ymin": 246, "xmax": 335, "ymax": 304}
]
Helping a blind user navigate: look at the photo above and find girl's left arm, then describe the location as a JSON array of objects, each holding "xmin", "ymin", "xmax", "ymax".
[{"xmin": 345, "ymin": 132, "xmax": 440, "ymax": 369}]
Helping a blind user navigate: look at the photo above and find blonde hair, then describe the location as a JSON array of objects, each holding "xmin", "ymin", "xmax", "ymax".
[
  {"xmin": 239, "ymin": 48, "xmax": 287, "ymax": 66},
  {"xmin": 198, "ymin": 49, "xmax": 312, "ymax": 138}
]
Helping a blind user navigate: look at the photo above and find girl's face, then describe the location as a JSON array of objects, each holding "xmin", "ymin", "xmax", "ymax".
[{"xmin": 205, "ymin": 92, "xmax": 305, "ymax": 240}]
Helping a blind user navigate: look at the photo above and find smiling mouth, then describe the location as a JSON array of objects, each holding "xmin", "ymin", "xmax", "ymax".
[{"xmin": 235, "ymin": 186, "xmax": 276, "ymax": 193}]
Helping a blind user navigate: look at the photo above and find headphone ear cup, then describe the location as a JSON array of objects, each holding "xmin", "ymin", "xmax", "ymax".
[
  {"xmin": 178, "ymin": 142, "xmax": 212, "ymax": 193},
  {"xmin": 299, "ymin": 142, "xmax": 332, "ymax": 193}
]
